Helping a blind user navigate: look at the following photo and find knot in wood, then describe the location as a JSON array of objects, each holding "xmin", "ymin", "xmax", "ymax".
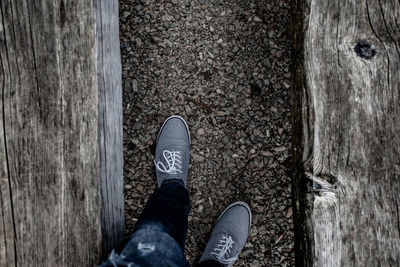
[{"xmin": 354, "ymin": 41, "xmax": 376, "ymax": 60}]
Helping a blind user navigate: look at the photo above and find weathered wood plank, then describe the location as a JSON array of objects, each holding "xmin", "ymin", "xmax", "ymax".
[
  {"xmin": 95, "ymin": 0, "xmax": 125, "ymax": 259},
  {"xmin": 292, "ymin": 0, "xmax": 400, "ymax": 266},
  {"xmin": 0, "ymin": 0, "xmax": 123, "ymax": 265}
]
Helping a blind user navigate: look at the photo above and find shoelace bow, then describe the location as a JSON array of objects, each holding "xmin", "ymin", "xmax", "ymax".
[
  {"xmin": 154, "ymin": 150, "xmax": 183, "ymax": 174},
  {"xmin": 210, "ymin": 234, "xmax": 238, "ymax": 264}
]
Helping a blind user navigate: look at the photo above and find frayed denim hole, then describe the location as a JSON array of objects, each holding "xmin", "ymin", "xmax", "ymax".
[
  {"xmin": 108, "ymin": 250, "xmax": 126, "ymax": 266},
  {"xmin": 137, "ymin": 242, "xmax": 156, "ymax": 255}
]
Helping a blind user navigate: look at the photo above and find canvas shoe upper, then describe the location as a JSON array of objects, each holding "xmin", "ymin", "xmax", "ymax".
[
  {"xmin": 154, "ymin": 115, "xmax": 190, "ymax": 187},
  {"xmin": 199, "ymin": 201, "xmax": 252, "ymax": 266}
]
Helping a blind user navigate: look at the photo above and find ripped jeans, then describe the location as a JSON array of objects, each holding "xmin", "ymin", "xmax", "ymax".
[{"xmin": 99, "ymin": 180, "xmax": 222, "ymax": 267}]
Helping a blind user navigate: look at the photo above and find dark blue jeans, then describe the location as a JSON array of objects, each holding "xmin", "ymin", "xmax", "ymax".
[{"xmin": 99, "ymin": 180, "xmax": 222, "ymax": 267}]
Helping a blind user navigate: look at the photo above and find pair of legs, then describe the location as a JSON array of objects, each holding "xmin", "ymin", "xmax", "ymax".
[{"xmin": 100, "ymin": 116, "xmax": 251, "ymax": 267}]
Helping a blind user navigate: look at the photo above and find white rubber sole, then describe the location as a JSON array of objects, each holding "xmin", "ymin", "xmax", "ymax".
[
  {"xmin": 156, "ymin": 115, "xmax": 191, "ymax": 144},
  {"xmin": 217, "ymin": 201, "xmax": 252, "ymax": 234}
]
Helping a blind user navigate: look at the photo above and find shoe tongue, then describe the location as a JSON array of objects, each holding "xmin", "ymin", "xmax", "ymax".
[
  {"xmin": 167, "ymin": 174, "xmax": 180, "ymax": 179},
  {"xmin": 161, "ymin": 177, "xmax": 184, "ymax": 187}
]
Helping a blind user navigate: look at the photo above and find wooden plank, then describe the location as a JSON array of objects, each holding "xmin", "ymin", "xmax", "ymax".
[
  {"xmin": 0, "ymin": 0, "xmax": 123, "ymax": 265},
  {"xmin": 291, "ymin": 0, "xmax": 400, "ymax": 266},
  {"xmin": 95, "ymin": 0, "xmax": 125, "ymax": 259}
]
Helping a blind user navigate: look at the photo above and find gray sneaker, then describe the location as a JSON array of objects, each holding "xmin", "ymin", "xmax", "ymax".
[
  {"xmin": 199, "ymin": 201, "xmax": 252, "ymax": 266},
  {"xmin": 154, "ymin": 115, "xmax": 190, "ymax": 187}
]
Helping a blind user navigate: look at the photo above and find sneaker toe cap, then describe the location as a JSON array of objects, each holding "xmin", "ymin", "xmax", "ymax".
[
  {"xmin": 157, "ymin": 116, "xmax": 190, "ymax": 144},
  {"xmin": 218, "ymin": 202, "xmax": 252, "ymax": 241}
]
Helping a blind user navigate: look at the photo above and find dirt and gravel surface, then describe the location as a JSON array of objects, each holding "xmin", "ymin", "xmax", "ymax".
[{"xmin": 119, "ymin": 0, "xmax": 293, "ymax": 265}]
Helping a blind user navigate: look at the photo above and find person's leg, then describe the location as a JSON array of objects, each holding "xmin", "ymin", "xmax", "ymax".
[
  {"xmin": 197, "ymin": 201, "xmax": 252, "ymax": 267},
  {"xmin": 99, "ymin": 180, "xmax": 191, "ymax": 267},
  {"xmin": 134, "ymin": 179, "xmax": 191, "ymax": 249},
  {"xmin": 113, "ymin": 179, "xmax": 191, "ymax": 266},
  {"xmin": 99, "ymin": 116, "xmax": 192, "ymax": 267}
]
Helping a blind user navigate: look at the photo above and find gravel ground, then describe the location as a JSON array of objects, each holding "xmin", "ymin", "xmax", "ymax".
[{"xmin": 120, "ymin": 0, "xmax": 293, "ymax": 266}]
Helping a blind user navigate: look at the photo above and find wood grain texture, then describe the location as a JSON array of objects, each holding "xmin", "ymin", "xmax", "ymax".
[
  {"xmin": 95, "ymin": 0, "xmax": 124, "ymax": 259},
  {"xmin": 0, "ymin": 0, "xmax": 123, "ymax": 265},
  {"xmin": 292, "ymin": 0, "xmax": 400, "ymax": 266}
]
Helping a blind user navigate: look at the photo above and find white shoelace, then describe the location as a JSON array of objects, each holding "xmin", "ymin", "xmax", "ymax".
[
  {"xmin": 154, "ymin": 150, "xmax": 183, "ymax": 174},
  {"xmin": 210, "ymin": 235, "xmax": 238, "ymax": 264}
]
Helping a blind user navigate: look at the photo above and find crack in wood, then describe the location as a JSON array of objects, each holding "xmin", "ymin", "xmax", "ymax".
[{"xmin": 305, "ymin": 172, "xmax": 338, "ymax": 208}]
